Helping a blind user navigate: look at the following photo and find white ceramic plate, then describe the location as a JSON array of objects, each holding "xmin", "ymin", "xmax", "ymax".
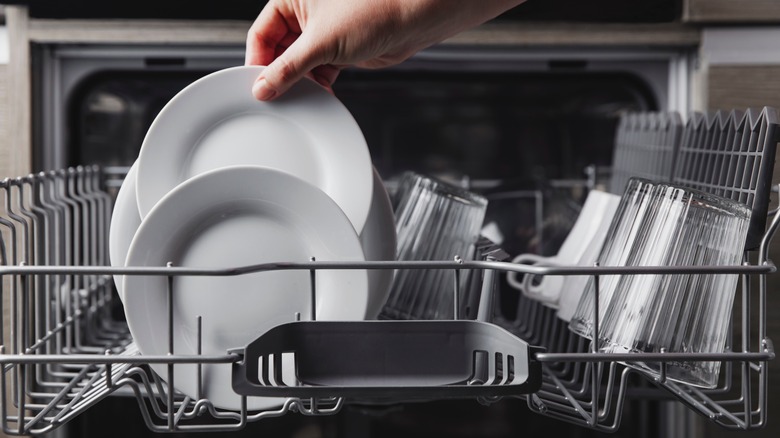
[
  {"xmin": 135, "ymin": 65, "xmax": 373, "ymax": 234},
  {"xmin": 110, "ymin": 162, "xmax": 395, "ymax": 313},
  {"xmin": 123, "ymin": 166, "xmax": 368, "ymax": 411},
  {"xmin": 361, "ymin": 169, "xmax": 397, "ymax": 318},
  {"xmin": 108, "ymin": 161, "xmax": 142, "ymax": 299}
]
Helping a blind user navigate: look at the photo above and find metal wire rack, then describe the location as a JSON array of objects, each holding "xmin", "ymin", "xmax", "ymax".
[
  {"xmin": 0, "ymin": 166, "xmax": 778, "ymax": 434},
  {"xmin": 672, "ymin": 108, "xmax": 779, "ymax": 250}
]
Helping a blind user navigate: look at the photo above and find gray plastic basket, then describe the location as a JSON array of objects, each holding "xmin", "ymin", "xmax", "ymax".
[{"xmin": 232, "ymin": 320, "xmax": 542, "ymax": 400}]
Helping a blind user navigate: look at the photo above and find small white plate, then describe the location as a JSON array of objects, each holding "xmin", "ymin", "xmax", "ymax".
[
  {"xmin": 108, "ymin": 161, "xmax": 142, "ymax": 299},
  {"xmin": 361, "ymin": 169, "xmax": 397, "ymax": 318},
  {"xmin": 135, "ymin": 65, "xmax": 373, "ymax": 234},
  {"xmin": 123, "ymin": 166, "xmax": 368, "ymax": 411}
]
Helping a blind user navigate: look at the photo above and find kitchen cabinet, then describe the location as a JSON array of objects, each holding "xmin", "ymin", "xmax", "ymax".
[
  {"xmin": 685, "ymin": 0, "xmax": 780, "ymax": 23},
  {"xmin": 0, "ymin": 65, "xmax": 10, "ymax": 179},
  {"xmin": 708, "ymin": 66, "xmax": 780, "ymax": 110}
]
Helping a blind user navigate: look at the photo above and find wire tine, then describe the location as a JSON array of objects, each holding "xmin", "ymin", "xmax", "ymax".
[
  {"xmin": 309, "ymin": 256, "xmax": 316, "ymax": 321},
  {"xmin": 453, "ymin": 255, "xmax": 463, "ymax": 320},
  {"xmin": 196, "ymin": 315, "xmax": 203, "ymax": 400},
  {"xmin": 0, "ymin": 345, "xmax": 7, "ymax": 431}
]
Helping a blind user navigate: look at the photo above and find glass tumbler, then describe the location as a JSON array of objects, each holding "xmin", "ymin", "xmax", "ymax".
[
  {"xmin": 569, "ymin": 177, "xmax": 750, "ymax": 388},
  {"xmin": 379, "ymin": 172, "xmax": 488, "ymax": 320},
  {"xmin": 568, "ymin": 178, "xmax": 657, "ymax": 338},
  {"xmin": 605, "ymin": 187, "xmax": 750, "ymax": 387}
]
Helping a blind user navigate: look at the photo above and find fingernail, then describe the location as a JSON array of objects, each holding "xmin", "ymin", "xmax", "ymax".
[{"xmin": 252, "ymin": 78, "xmax": 277, "ymax": 101}]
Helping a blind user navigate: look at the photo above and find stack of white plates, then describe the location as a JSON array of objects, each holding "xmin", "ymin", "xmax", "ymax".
[{"xmin": 108, "ymin": 66, "xmax": 396, "ymax": 411}]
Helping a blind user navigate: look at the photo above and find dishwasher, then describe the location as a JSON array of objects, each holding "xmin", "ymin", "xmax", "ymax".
[{"xmin": 0, "ymin": 105, "xmax": 778, "ymax": 437}]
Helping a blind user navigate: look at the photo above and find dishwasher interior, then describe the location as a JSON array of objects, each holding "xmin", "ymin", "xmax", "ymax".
[{"xmin": 0, "ymin": 106, "xmax": 778, "ymax": 437}]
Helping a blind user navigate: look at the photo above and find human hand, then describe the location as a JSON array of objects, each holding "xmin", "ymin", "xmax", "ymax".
[{"xmin": 246, "ymin": 0, "xmax": 525, "ymax": 100}]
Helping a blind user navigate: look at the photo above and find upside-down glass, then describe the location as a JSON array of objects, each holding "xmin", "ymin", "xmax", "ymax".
[
  {"xmin": 379, "ymin": 172, "xmax": 488, "ymax": 320},
  {"xmin": 568, "ymin": 177, "xmax": 750, "ymax": 387},
  {"xmin": 605, "ymin": 187, "xmax": 749, "ymax": 387},
  {"xmin": 568, "ymin": 178, "xmax": 657, "ymax": 338}
]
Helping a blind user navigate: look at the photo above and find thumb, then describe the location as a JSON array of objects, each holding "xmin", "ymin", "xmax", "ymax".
[{"xmin": 252, "ymin": 35, "xmax": 325, "ymax": 101}]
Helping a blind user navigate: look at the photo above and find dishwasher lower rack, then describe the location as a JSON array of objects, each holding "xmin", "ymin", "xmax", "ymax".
[
  {"xmin": 0, "ymin": 261, "xmax": 776, "ymax": 435},
  {"xmin": 0, "ymin": 168, "xmax": 778, "ymax": 435}
]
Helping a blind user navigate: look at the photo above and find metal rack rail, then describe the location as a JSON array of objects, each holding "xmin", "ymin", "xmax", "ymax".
[{"xmin": 0, "ymin": 167, "xmax": 777, "ymax": 434}]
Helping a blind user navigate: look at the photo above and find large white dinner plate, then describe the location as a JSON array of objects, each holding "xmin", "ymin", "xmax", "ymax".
[
  {"xmin": 123, "ymin": 166, "xmax": 368, "ymax": 411},
  {"xmin": 361, "ymin": 169, "xmax": 397, "ymax": 318},
  {"xmin": 108, "ymin": 161, "xmax": 142, "ymax": 299},
  {"xmin": 135, "ymin": 65, "xmax": 373, "ymax": 234},
  {"xmin": 110, "ymin": 162, "xmax": 396, "ymax": 313}
]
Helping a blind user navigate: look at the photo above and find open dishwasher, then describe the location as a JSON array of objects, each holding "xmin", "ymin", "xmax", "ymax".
[{"xmin": 0, "ymin": 107, "xmax": 778, "ymax": 436}]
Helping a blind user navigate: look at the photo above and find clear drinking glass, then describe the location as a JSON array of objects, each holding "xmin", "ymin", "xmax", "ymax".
[
  {"xmin": 568, "ymin": 178, "xmax": 657, "ymax": 337},
  {"xmin": 379, "ymin": 172, "xmax": 488, "ymax": 320},
  {"xmin": 568, "ymin": 177, "xmax": 750, "ymax": 388},
  {"xmin": 612, "ymin": 188, "xmax": 750, "ymax": 387},
  {"xmin": 597, "ymin": 185, "xmax": 690, "ymax": 352}
]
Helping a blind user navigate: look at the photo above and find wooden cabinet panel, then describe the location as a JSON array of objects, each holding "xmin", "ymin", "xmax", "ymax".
[
  {"xmin": 0, "ymin": 65, "xmax": 9, "ymax": 180},
  {"xmin": 707, "ymin": 65, "xmax": 780, "ymax": 110},
  {"xmin": 685, "ymin": 0, "xmax": 780, "ymax": 23}
]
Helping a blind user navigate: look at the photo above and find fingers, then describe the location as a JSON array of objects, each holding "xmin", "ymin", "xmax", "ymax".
[
  {"xmin": 252, "ymin": 33, "xmax": 328, "ymax": 101},
  {"xmin": 273, "ymin": 33, "xmax": 301, "ymax": 59},
  {"xmin": 245, "ymin": 3, "xmax": 291, "ymax": 67},
  {"xmin": 311, "ymin": 64, "xmax": 342, "ymax": 88},
  {"xmin": 246, "ymin": 1, "xmax": 345, "ymax": 100}
]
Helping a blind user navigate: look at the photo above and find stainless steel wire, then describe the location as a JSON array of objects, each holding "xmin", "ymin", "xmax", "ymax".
[{"xmin": 0, "ymin": 166, "xmax": 776, "ymax": 434}]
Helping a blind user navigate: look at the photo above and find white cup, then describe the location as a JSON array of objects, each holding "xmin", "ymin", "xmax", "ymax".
[
  {"xmin": 556, "ymin": 204, "xmax": 618, "ymax": 322},
  {"xmin": 507, "ymin": 190, "xmax": 620, "ymax": 308}
]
